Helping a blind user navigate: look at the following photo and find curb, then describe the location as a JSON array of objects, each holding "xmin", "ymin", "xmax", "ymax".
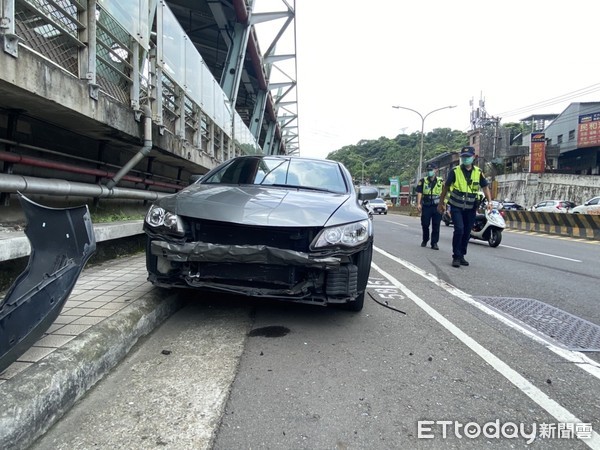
[
  {"xmin": 0, "ymin": 289, "xmax": 185, "ymax": 449},
  {"xmin": 0, "ymin": 220, "xmax": 144, "ymax": 262}
]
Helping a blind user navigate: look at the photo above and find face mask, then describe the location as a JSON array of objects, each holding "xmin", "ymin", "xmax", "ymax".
[
  {"xmin": 461, "ymin": 156, "xmax": 474, "ymax": 165},
  {"xmin": 427, "ymin": 170, "xmax": 435, "ymax": 177}
]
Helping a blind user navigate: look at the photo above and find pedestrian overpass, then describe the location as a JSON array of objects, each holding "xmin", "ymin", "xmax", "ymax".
[{"xmin": 0, "ymin": 0, "xmax": 298, "ymax": 206}]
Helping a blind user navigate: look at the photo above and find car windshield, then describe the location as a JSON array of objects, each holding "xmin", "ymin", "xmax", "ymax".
[
  {"xmin": 202, "ymin": 156, "xmax": 348, "ymax": 194},
  {"xmin": 371, "ymin": 199, "xmax": 385, "ymax": 204}
]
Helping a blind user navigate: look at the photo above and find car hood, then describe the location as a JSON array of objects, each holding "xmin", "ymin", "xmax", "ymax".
[{"xmin": 156, "ymin": 184, "xmax": 365, "ymax": 227}]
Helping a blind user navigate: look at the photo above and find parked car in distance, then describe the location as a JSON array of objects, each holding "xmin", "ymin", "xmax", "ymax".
[
  {"xmin": 571, "ymin": 196, "xmax": 600, "ymax": 214},
  {"xmin": 530, "ymin": 200, "xmax": 575, "ymax": 213},
  {"xmin": 367, "ymin": 198, "xmax": 388, "ymax": 215},
  {"xmin": 501, "ymin": 201, "xmax": 525, "ymax": 211},
  {"xmin": 144, "ymin": 155, "xmax": 378, "ymax": 312}
]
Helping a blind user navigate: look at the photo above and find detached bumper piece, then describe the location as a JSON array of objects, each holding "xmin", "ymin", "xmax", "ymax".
[{"xmin": 0, "ymin": 194, "xmax": 96, "ymax": 374}]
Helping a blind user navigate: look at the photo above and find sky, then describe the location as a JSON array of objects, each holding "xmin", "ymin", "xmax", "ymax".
[{"xmin": 255, "ymin": 0, "xmax": 600, "ymax": 159}]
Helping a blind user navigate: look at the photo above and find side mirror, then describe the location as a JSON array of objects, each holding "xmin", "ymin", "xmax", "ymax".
[
  {"xmin": 189, "ymin": 174, "xmax": 204, "ymax": 184},
  {"xmin": 357, "ymin": 186, "xmax": 378, "ymax": 201}
]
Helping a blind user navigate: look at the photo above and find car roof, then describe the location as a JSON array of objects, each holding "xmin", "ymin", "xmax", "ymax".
[{"xmin": 234, "ymin": 154, "xmax": 340, "ymax": 165}]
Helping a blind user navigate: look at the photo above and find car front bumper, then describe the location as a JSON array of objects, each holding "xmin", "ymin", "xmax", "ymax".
[{"xmin": 147, "ymin": 238, "xmax": 369, "ymax": 304}]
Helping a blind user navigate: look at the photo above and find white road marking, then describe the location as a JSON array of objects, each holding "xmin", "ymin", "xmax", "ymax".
[
  {"xmin": 373, "ymin": 246, "xmax": 600, "ymax": 380},
  {"xmin": 501, "ymin": 244, "xmax": 582, "ymax": 262},
  {"xmin": 383, "ymin": 220, "xmax": 408, "ymax": 227},
  {"xmin": 370, "ymin": 259, "xmax": 600, "ymax": 449}
]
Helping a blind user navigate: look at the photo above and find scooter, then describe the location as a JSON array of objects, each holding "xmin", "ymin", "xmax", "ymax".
[
  {"xmin": 362, "ymin": 200, "xmax": 374, "ymax": 219},
  {"xmin": 470, "ymin": 206, "xmax": 505, "ymax": 247}
]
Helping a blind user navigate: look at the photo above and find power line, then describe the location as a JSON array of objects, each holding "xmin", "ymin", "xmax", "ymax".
[{"xmin": 497, "ymin": 83, "xmax": 600, "ymax": 118}]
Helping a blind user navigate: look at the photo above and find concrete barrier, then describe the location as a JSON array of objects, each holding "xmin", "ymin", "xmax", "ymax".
[
  {"xmin": 0, "ymin": 220, "xmax": 144, "ymax": 262},
  {"xmin": 388, "ymin": 205, "xmax": 419, "ymax": 216},
  {"xmin": 504, "ymin": 211, "xmax": 600, "ymax": 240}
]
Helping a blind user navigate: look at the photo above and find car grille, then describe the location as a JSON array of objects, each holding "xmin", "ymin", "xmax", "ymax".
[
  {"xmin": 186, "ymin": 218, "xmax": 321, "ymax": 252},
  {"xmin": 188, "ymin": 262, "xmax": 309, "ymax": 287}
]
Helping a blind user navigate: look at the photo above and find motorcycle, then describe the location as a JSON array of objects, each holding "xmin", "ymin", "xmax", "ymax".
[
  {"xmin": 362, "ymin": 200, "xmax": 374, "ymax": 219},
  {"xmin": 470, "ymin": 207, "xmax": 505, "ymax": 247}
]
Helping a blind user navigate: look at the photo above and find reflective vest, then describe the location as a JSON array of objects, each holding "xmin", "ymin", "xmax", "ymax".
[
  {"xmin": 421, "ymin": 177, "xmax": 443, "ymax": 205},
  {"xmin": 448, "ymin": 166, "xmax": 482, "ymax": 210}
]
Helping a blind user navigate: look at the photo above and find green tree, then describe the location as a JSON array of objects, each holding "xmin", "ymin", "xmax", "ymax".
[{"xmin": 327, "ymin": 128, "xmax": 468, "ymax": 186}]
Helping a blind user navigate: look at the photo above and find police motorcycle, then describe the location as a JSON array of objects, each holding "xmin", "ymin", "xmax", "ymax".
[{"xmin": 470, "ymin": 198, "xmax": 505, "ymax": 247}]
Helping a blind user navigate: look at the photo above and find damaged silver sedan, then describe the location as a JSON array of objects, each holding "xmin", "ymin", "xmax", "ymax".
[{"xmin": 144, "ymin": 155, "xmax": 378, "ymax": 311}]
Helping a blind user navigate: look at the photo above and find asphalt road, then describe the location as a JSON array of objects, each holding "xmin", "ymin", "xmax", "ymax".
[{"xmin": 32, "ymin": 214, "xmax": 600, "ymax": 449}]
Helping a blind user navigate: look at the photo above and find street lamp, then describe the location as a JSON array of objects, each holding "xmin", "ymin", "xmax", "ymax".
[
  {"xmin": 392, "ymin": 104, "xmax": 456, "ymax": 182},
  {"xmin": 361, "ymin": 157, "xmax": 377, "ymax": 184}
]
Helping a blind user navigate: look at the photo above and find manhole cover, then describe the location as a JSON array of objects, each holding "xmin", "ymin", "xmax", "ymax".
[{"xmin": 473, "ymin": 297, "xmax": 600, "ymax": 352}]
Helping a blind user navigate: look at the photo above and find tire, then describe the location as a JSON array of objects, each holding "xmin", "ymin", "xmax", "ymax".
[
  {"xmin": 340, "ymin": 241, "xmax": 372, "ymax": 312},
  {"xmin": 343, "ymin": 291, "xmax": 365, "ymax": 312},
  {"xmin": 488, "ymin": 229, "xmax": 502, "ymax": 247}
]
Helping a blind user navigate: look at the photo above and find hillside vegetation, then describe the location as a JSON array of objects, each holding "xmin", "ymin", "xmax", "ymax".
[{"xmin": 326, "ymin": 128, "xmax": 468, "ymax": 185}]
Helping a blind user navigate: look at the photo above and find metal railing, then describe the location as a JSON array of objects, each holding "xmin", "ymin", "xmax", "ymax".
[{"xmin": 3, "ymin": 0, "xmax": 263, "ymax": 163}]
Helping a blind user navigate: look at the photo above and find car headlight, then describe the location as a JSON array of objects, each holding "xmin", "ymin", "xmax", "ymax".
[
  {"xmin": 145, "ymin": 205, "xmax": 185, "ymax": 236},
  {"xmin": 313, "ymin": 220, "xmax": 370, "ymax": 248}
]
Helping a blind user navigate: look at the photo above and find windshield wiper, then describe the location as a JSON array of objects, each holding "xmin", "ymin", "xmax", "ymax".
[
  {"xmin": 256, "ymin": 160, "xmax": 289, "ymax": 184},
  {"xmin": 269, "ymin": 184, "xmax": 338, "ymax": 193}
]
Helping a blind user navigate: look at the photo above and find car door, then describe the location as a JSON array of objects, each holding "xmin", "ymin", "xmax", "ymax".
[{"xmin": 584, "ymin": 197, "xmax": 600, "ymax": 214}]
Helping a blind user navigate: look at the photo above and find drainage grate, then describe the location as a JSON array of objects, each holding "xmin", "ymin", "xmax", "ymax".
[{"xmin": 474, "ymin": 297, "xmax": 600, "ymax": 352}]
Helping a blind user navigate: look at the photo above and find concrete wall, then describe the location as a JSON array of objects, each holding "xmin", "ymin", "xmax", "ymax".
[{"xmin": 495, "ymin": 173, "xmax": 600, "ymax": 208}]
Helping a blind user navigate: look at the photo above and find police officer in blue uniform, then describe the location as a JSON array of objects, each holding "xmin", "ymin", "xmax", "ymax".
[
  {"xmin": 438, "ymin": 146, "xmax": 492, "ymax": 267},
  {"xmin": 416, "ymin": 162, "xmax": 443, "ymax": 250}
]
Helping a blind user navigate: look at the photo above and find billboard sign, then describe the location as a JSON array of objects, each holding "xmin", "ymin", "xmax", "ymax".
[
  {"xmin": 530, "ymin": 133, "xmax": 545, "ymax": 173},
  {"xmin": 577, "ymin": 112, "xmax": 600, "ymax": 148},
  {"xmin": 389, "ymin": 177, "xmax": 399, "ymax": 198}
]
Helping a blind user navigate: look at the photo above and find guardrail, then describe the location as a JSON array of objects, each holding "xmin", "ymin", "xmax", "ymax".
[
  {"xmin": 390, "ymin": 207, "xmax": 600, "ymax": 241},
  {"xmin": 388, "ymin": 205, "xmax": 419, "ymax": 216},
  {"xmin": 4, "ymin": 0, "xmax": 262, "ymax": 159},
  {"xmin": 503, "ymin": 211, "xmax": 600, "ymax": 240}
]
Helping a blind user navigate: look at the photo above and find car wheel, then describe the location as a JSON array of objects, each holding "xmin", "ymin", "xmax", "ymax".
[
  {"xmin": 384, "ymin": 211, "xmax": 387, "ymax": 215},
  {"xmin": 340, "ymin": 241, "xmax": 372, "ymax": 312},
  {"xmin": 488, "ymin": 229, "xmax": 502, "ymax": 247}
]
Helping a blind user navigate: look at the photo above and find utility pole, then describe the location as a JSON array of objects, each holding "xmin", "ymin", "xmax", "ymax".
[{"xmin": 391, "ymin": 105, "xmax": 456, "ymax": 183}]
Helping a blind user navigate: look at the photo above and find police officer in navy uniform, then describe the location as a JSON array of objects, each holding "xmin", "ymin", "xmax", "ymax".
[
  {"xmin": 416, "ymin": 162, "xmax": 443, "ymax": 250},
  {"xmin": 438, "ymin": 146, "xmax": 492, "ymax": 267}
]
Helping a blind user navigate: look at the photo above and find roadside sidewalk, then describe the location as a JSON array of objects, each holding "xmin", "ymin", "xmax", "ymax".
[{"xmin": 0, "ymin": 235, "xmax": 184, "ymax": 449}]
